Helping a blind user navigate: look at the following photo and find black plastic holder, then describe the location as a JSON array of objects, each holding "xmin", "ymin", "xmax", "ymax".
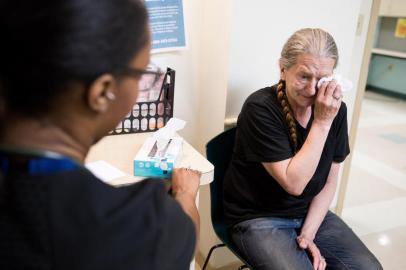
[{"xmin": 110, "ymin": 68, "xmax": 175, "ymax": 135}]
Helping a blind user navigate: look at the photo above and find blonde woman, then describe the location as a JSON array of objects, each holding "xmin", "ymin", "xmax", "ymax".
[{"xmin": 223, "ymin": 28, "xmax": 382, "ymax": 270}]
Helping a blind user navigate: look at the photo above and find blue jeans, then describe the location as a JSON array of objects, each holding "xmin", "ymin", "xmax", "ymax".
[{"xmin": 230, "ymin": 211, "xmax": 382, "ymax": 270}]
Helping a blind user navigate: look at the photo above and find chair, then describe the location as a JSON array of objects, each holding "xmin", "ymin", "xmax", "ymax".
[{"xmin": 203, "ymin": 127, "xmax": 252, "ymax": 270}]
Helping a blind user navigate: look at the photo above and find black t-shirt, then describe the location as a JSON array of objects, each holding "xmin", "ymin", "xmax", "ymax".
[
  {"xmin": 223, "ymin": 85, "xmax": 350, "ymax": 226},
  {"xmin": 0, "ymin": 160, "xmax": 195, "ymax": 270}
]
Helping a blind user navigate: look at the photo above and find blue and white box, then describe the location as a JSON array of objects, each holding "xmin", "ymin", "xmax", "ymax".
[{"xmin": 133, "ymin": 136, "xmax": 183, "ymax": 178}]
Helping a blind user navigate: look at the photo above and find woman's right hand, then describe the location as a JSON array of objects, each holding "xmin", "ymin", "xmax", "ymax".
[
  {"xmin": 171, "ymin": 168, "xmax": 201, "ymax": 200},
  {"xmin": 314, "ymin": 80, "xmax": 342, "ymax": 128},
  {"xmin": 297, "ymin": 235, "xmax": 327, "ymax": 270},
  {"xmin": 171, "ymin": 168, "xmax": 201, "ymax": 252}
]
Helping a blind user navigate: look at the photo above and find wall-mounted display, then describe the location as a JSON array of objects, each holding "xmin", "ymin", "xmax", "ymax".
[{"xmin": 145, "ymin": 0, "xmax": 187, "ymax": 53}]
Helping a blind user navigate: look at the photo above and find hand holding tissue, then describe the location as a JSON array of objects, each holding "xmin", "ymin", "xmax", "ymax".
[
  {"xmin": 317, "ymin": 74, "xmax": 353, "ymax": 93},
  {"xmin": 133, "ymin": 118, "xmax": 186, "ymax": 178}
]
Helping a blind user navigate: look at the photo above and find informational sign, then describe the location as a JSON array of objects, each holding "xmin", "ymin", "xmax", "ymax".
[
  {"xmin": 145, "ymin": 0, "xmax": 187, "ymax": 53},
  {"xmin": 394, "ymin": 18, "xmax": 406, "ymax": 38}
]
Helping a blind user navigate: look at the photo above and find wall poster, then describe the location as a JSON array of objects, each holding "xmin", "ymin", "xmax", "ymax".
[{"xmin": 144, "ymin": 0, "xmax": 187, "ymax": 53}]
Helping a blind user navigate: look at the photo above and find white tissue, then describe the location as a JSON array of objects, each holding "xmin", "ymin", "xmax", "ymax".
[
  {"xmin": 153, "ymin": 117, "xmax": 186, "ymax": 151},
  {"xmin": 317, "ymin": 74, "xmax": 353, "ymax": 93}
]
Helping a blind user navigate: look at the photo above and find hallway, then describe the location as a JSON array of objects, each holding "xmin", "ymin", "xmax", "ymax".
[{"xmin": 343, "ymin": 91, "xmax": 406, "ymax": 270}]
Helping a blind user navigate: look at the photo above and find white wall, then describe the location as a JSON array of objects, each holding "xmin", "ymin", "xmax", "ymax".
[
  {"xmin": 347, "ymin": 0, "xmax": 374, "ymax": 128},
  {"xmin": 151, "ymin": 0, "xmax": 204, "ymax": 147},
  {"xmin": 226, "ymin": 0, "xmax": 362, "ymax": 120},
  {"xmin": 150, "ymin": 1, "xmax": 233, "ymax": 267},
  {"xmin": 150, "ymin": 0, "xmax": 231, "ymax": 151},
  {"xmin": 332, "ymin": 0, "xmax": 375, "ymax": 208},
  {"xmin": 193, "ymin": 0, "xmax": 234, "ymax": 267},
  {"xmin": 379, "ymin": 0, "xmax": 406, "ymax": 16}
]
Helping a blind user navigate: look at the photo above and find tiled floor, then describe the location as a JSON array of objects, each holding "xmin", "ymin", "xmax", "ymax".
[{"xmin": 342, "ymin": 91, "xmax": 406, "ymax": 270}]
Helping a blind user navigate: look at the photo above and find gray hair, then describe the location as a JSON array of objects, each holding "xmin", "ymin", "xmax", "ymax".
[{"xmin": 279, "ymin": 28, "xmax": 339, "ymax": 70}]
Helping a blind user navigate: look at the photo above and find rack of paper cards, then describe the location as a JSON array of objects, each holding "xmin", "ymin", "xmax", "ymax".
[{"xmin": 110, "ymin": 67, "xmax": 175, "ymax": 135}]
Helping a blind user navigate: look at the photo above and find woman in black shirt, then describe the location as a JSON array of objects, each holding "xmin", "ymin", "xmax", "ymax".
[
  {"xmin": 0, "ymin": 1, "xmax": 199, "ymax": 269},
  {"xmin": 224, "ymin": 28, "xmax": 382, "ymax": 270}
]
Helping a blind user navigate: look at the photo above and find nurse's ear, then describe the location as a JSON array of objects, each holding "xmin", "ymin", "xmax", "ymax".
[{"xmin": 87, "ymin": 74, "xmax": 117, "ymax": 113}]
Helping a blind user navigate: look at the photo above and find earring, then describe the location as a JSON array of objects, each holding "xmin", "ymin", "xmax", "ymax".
[{"xmin": 105, "ymin": 91, "xmax": 116, "ymax": 101}]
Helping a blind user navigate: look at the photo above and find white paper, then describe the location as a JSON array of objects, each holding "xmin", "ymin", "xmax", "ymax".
[
  {"xmin": 85, "ymin": 160, "xmax": 126, "ymax": 183},
  {"xmin": 317, "ymin": 74, "xmax": 353, "ymax": 93},
  {"xmin": 153, "ymin": 117, "xmax": 186, "ymax": 152},
  {"xmin": 153, "ymin": 117, "xmax": 186, "ymax": 140}
]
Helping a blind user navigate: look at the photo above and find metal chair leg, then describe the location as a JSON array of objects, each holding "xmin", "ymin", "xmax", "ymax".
[{"xmin": 202, "ymin": 243, "xmax": 226, "ymax": 270}]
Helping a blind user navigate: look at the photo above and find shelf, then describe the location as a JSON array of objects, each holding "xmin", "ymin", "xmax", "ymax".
[{"xmin": 371, "ymin": 48, "xmax": 406, "ymax": 59}]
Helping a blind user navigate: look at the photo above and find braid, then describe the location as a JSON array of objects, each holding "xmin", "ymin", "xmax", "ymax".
[{"xmin": 276, "ymin": 80, "xmax": 298, "ymax": 153}]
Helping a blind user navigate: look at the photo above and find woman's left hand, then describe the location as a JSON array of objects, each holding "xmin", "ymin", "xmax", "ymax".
[{"xmin": 297, "ymin": 235, "xmax": 327, "ymax": 270}]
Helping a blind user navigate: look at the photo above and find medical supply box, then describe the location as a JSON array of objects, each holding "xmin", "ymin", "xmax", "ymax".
[{"xmin": 133, "ymin": 136, "xmax": 183, "ymax": 178}]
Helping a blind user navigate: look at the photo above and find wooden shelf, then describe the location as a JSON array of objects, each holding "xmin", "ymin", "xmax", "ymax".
[{"xmin": 372, "ymin": 48, "xmax": 406, "ymax": 59}]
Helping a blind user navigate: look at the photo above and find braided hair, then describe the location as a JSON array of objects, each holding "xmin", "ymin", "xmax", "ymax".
[{"xmin": 276, "ymin": 80, "xmax": 298, "ymax": 153}]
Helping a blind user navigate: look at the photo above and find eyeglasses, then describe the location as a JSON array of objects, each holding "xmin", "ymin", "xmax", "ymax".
[{"xmin": 117, "ymin": 63, "xmax": 165, "ymax": 92}]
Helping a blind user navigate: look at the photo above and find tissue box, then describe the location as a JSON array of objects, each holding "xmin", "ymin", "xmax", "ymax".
[{"xmin": 133, "ymin": 137, "xmax": 183, "ymax": 178}]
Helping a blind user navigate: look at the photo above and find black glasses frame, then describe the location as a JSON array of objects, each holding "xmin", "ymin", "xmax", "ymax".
[
  {"xmin": 119, "ymin": 67, "xmax": 164, "ymax": 77},
  {"xmin": 117, "ymin": 64, "xmax": 165, "ymax": 92}
]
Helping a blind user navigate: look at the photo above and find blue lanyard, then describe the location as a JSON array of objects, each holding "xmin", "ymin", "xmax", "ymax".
[{"xmin": 0, "ymin": 152, "xmax": 79, "ymax": 175}]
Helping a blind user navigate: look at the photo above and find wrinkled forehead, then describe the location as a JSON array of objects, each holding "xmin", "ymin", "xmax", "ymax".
[{"xmin": 294, "ymin": 53, "xmax": 335, "ymax": 78}]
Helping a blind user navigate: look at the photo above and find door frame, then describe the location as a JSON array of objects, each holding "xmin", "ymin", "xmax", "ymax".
[{"xmin": 335, "ymin": 0, "xmax": 381, "ymax": 215}]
